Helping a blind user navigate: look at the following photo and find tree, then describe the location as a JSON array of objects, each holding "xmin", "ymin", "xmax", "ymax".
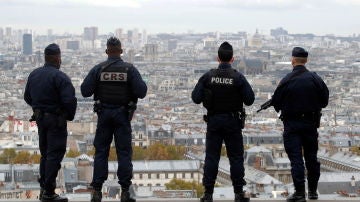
[
  {"xmin": 13, "ymin": 151, "xmax": 31, "ymax": 164},
  {"xmin": 132, "ymin": 146, "xmax": 146, "ymax": 160},
  {"xmin": 147, "ymin": 143, "xmax": 170, "ymax": 160},
  {"xmin": 146, "ymin": 143, "xmax": 185, "ymax": 160},
  {"xmin": 0, "ymin": 148, "xmax": 16, "ymax": 163},
  {"xmin": 109, "ymin": 147, "xmax": 117, "ymax": 161},
  {"xmin": 30, "ymin": 153, "xmax": 41, "ymax": 164},
  {"xmin": 350, "ymin": 146, "xmax": 360, "ymax": 155},
  {"xmin": 87, "ymin": 147, "xmax": 95, "ymax": 157},
  {"xmin": 221, "ymin": 146, "xmax": 227, "ymax": 156},
  {"xmin": 66, "ymin": 149, "xmax": 80, "ymax": 158},
  {"xmin": 165, "ymin": 178, "xmax": 204, "ymax": 197}
]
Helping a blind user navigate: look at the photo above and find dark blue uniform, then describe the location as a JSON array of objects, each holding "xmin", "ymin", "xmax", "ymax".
[
  {"xmin": 24, "ymin": 63, "xmax": 77, "ymax": 194},
  {"xmin": 272, "ymin": 65, "xmax": 329, "ymax": 193},
  {"xmin": 81, "ymin": 56, "xmax": 147, "ymax": 191},
  {"xmin": 192, "ymin": 63, "xmax": 255, "ymax": 194}
]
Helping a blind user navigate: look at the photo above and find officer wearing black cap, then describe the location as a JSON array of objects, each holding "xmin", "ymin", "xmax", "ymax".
[
  {"xmin": 81, "ymin": 37, "xmax": 147, "ymax": 202},
  {"xmin": 192, "ymin": 42, "xmax": 254, "ymax": 202},
  {"xmin": 271, "ymin": 47, "xmax": 329, "ymax": 202},
  {"xmin": 24, "ymin": 43, "xmax": 77, "ymax": 202}
]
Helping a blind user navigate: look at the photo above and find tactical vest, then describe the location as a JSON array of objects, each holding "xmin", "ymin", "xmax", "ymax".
[
  {"xmin": 96, "ymin": 62, "xmax": 132, "ymax": 105},
  {"xmin": 205, "ymin": 68, "xmax": 242, "ymax": 113}
]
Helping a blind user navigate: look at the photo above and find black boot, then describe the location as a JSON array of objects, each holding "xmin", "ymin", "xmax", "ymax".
[
  {"xmin": 41, "ymin": 192, "xmax": 68, "ymax": 202},
  {"xmin": 91, "ymin": 190, "xmax": 102, "ymax": 202},
  {"xmin": 308, "ymin": 191, "xmax": 318, "ymax": 200},
  {"xmin": 308, "ymin": 182, "xmax": 318, "ymax": 200},
  {"xmin": 200, "ymin": 193, "xmax": 213, "ymax": 202},
  {"xmin": 39, "ymin": 188, "xmax": 45, "ymax": 201},
  {"xmin": 286, "ymin": 192, "xmax": 306, "ymax": 202},
  {"xmin": 235, "ymin": 191, "xmax": 250, "ymax": 202},
  {"xmin": 121, "ymin": 190, "xmax": 136, "ymax": 202}
]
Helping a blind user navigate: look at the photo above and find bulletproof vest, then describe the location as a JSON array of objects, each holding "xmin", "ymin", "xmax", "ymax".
[
  {"xmin": 96, "ymin": 62, "xmax": 132, "ymax": 105},
  {"xmin": 205, "ymin": 68, "xmax": 242, "ymax": 113}
]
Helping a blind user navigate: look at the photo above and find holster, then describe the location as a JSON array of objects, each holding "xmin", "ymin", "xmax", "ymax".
[
  {"xmin": 93, "ymin": 100, "xmax": 102, "ymax": 113},
  {"xmin": 239, "ymin": 108, "xmax": 246, "ymax": 129},
  {"xmin": 203, "ymin": 115, "xmax": 209, "ymax": 123},
  {"xmin": 29, "ymin": 109, "xmax": 43, "ymax": 122},
  {"xmin": 128, "ymin": 101, "xmax": 137, "ymax": 121}
]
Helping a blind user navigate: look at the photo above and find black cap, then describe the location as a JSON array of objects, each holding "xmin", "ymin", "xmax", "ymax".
[
  {"xmin": 44, "ymin": 43, "xmax": 61, "ymax": 55},
  {"xmin": 292, "ymin": 47, "xmax": 308, "ymax": 57},
  {"xmin": 107, "ymin": 36, "xmax": 121, "ymax": 47}
]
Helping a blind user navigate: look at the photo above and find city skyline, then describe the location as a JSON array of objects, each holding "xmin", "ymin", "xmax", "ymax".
[{"xmin": 1, "ymin": 0, "xmax": 360, "ymax": 36}]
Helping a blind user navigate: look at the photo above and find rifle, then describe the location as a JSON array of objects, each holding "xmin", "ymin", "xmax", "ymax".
[{"xmin": 256, "ymin": 99, "xmax": 272, "ymax": 113}]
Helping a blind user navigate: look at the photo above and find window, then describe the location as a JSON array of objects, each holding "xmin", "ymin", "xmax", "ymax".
[{"xmin": 139, "ymin": 174, "xmax": 143, "ymax": 179}]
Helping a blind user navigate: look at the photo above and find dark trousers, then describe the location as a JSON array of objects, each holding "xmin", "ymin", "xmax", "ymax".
[
  {"xmin": 283, "ymin": 120, "xmax": 320, "ymax": 191},
  {"xmin": 203, "ymin": 114, "xmax": 246, "ymax": 194},
  {"xmin": 37, "ymin": 113, "xmax": 67, "ymax": 194},
  {"xmin": 91, "ymin": 108, "xmax": 133, "ymax": 190}
]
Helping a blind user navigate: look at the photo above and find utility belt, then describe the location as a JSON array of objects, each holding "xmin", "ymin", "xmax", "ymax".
[
  {"xmin": 29, "ymin": 108, "xmax": 67, "ymax": 127},
  {"xmin": 94, "ymin": 100, "xmax": 137, "ymax": 121},
  {"xmin": 280, "ymin": 111, "xmax": 322, "ymax": 128},
  {"xmin": 203, "ymin": 108, "xmax": 246, "ymax": 129}
]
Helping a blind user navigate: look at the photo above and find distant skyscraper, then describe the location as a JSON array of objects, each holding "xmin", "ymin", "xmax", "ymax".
[
  {"xmin": 83, "ymin": 26, "xmax": 98, "ymax": 41},
  {"xmin": 5, "ymin": 27, "xmax": 11, "ymax": 37},
  {"xmin": 22, "ymin": 34, "xmax": 32, "ymax": 55},
  {"xmin": 0, "ymin": 28, "xmax": 3, "ymax": 40},
  {"xmin": 133, "ymin": 28, "xmax": 139, "ymax": 43},
  {"xmin": 127, "ymin": 30, "xmax": 133, "ymax": 43},
  {"xmin": 145, "ymin": 44, "xmax": 158, "ymax": 61},
  {"xmin": 142, "ymin": 29, "xmax": 147, "ymax": 46},
  {"xmin": 47, "ymin": 29, "xmax": 53, "ymax": 41}
]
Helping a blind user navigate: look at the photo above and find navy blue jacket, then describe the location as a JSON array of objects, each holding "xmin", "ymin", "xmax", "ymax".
[
  {"xmin": 192, "ymin": 63, "xmax": 255, "ymax": 107},
  {"xmin": 24, "ymin": 63, "xmax": 77, "ymax": 120},
  {"xmin": 272, "ymin": 65, "xmax": 329, "ymax": 115},
  {"xmin": 81, "ymin": 56, "xmax": 147, "ymax": 100}
]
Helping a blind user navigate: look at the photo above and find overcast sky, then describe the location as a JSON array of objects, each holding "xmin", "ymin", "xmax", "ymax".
[{"xmin": 1, "ymin": 0, "xmax": 360, "ymax": 36}]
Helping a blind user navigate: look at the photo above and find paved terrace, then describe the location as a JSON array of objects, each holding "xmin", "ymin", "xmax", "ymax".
[{"xmin": 1, "ymin": 199, "xmax": 360, "ymax": 202}]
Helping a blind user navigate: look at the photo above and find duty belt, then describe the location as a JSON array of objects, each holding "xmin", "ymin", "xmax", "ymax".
[{"xmin": 280, "ymin": 112, "xmax": 319, "ymax": 121}]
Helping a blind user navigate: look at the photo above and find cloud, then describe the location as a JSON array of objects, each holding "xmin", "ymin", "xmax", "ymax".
[
  {"xmin": 334, "ymin": 0, "xmax": 360, "ymax": 6},
  {"xmin": 0, "ymin": 0, "xmax": 143, "ymax": 8}
]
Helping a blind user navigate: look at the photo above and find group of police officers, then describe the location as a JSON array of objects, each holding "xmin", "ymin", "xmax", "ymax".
[{"xmin": 24, "ymin": 37, "xmax": 329, "ymax": 202}]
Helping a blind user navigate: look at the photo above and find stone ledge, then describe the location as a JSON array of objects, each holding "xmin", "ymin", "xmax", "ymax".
[{"xmin": 1, "ymin": 199, "xmax": 360, "ymax": 202}]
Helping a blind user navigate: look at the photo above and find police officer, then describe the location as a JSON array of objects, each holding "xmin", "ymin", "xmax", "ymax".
[
  {"xmin": 271, "ymin": 47, "xmax": 329, "ymax": 202},
  {"xmin": 81, "ymin": 37, "xmax": 147, "ymax": 202},
  {"xmin": 192, "ymin": 42, "xmax": 254, "ymax": 202},
  {"xmin": 24, "ymin": 43, "xmax": 77, "ymax": 202}
]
